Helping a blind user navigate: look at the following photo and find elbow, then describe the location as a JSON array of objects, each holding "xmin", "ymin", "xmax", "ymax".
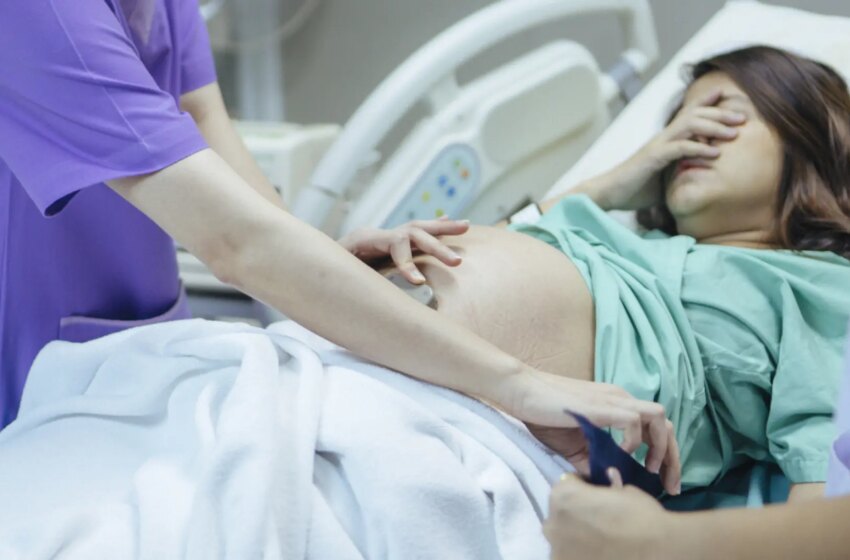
[
  {"xmin": 195, "ymin": 230, "xmax": 251, "ymax": 292},
  {"xmin": 195, "ymin": 203, "xmax": 284, "ymax": 294},
  {"xmin": 206, "ymin": 248, "xmax": 244, "ymax": 290}
]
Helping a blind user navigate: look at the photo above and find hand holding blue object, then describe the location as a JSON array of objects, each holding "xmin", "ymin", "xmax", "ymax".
[{"xmin": 568, "ymin": 410, "xmax": 664, "ymax": 498}]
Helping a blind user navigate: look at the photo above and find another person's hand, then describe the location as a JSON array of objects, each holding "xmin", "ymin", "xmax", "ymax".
[
  {"xmin": 337, "ymin": 217, "xmax": 470, "ymax": 283},
  {"xmin": 588, "ymin": 88, "xmax": 747, "ymax": 211},
  {"xmin": 495, "ymin": 370, "xmax": 681, "ymax": 494},
  {"xmin": 545, "ymin": 471, "xmax": 674, "ymax": 560}
]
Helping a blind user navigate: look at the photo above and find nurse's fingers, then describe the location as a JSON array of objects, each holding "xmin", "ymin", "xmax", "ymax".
[
  {"xmin": 660, "ymin": 421, "xmax": 682, "ymax": 495},
  {"xmin": 410, "ymin": 218, "xmax": 471, "ymax": 237},
  {"xmin": 389, "ymin": 237, "xmax": 425, "ymax": 284},
  {"xmin": 410, "ymin": 229, "xmax": 463, "ymax": 266},
  {"xmin": 607, "ymin": 467, "xmax": 624, "ymax": 488}
]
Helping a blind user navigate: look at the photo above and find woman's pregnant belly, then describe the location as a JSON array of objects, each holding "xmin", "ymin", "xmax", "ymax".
[{"xmin": 392, "ymin": 225, "xmax": 596, "ymax": 380}]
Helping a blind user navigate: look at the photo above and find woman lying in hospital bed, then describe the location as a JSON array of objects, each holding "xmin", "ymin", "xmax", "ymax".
[{"xmin": 367, "ymin": 45, "xmax": 850, "ymax": 496}]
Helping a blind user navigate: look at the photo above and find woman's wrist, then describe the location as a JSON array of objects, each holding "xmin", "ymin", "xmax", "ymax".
[{"xmin": 573, "ymin": 174, "xmax": 617, "ymax": 211}]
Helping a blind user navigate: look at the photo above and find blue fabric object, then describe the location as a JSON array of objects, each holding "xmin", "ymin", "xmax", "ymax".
[{"xmin": 570, "ymin": 411, "xmax": 664, "ymax": 497}]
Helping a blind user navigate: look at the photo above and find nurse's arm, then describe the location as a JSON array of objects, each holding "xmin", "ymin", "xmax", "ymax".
[
  {"xmin": 106, "ymin": 148, "xmax": 528, "ymax": 407},
  {"xmin": 670, "ymin": 494, "xmax": 849, "ymax": 560},
  {"xmin": 547, "ymin": 474, "xmax": 846, "ymax": 560},
  {"xmin": 179, "ymin": 83, "xmax": 285, "ymax": 210},
  {"xmin": 788, "ymin": 482, "xmax": 826, "ymax": 502}
]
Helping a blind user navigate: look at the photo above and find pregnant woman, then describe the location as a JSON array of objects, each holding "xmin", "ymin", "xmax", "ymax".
[{"xmin": 355, "ymin": 46, "xmax": 850, "ymax": 495}]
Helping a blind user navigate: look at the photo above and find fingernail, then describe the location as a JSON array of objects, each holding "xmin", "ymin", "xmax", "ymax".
[
  {"xmin": 412, "ymin": 270, "xmax": 426, "ymax": 282},
  {"xmin": 560, "ymin": 472, "xmax": 570, "ymax": 481},
  {"xmin": 676, "ymin": 482, "xmax": 682, "ymax": 495},
  {"xmin": 460, "ymin": 219, "xmax": 470, "ymax": 225},
  {"xmin": 449, "ymin": 252, "xmax": 462, "ymax": 261}
]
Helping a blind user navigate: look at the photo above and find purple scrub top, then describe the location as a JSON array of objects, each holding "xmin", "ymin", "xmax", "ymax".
[
  {"xmin": 826, "ymin": 327, "xmax": 850, "ymax": 496},
  {"xmin": 0, "ymin": 0, "xmax": 217, "ymax": 427}
]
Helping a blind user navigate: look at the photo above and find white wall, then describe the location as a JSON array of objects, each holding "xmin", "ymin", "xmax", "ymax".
[{"xmin": 215, "ymin": 0, "xmax": 850, "ymax": 124}]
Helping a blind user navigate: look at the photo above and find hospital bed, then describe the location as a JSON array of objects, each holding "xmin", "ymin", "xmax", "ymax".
[
  {"xmin": 187, "ymin": 0, "xmax": 850, "ymax": 507},
  {"xmin": 286, "ymin": 0, "xmax": 850, "ymax": 509}
]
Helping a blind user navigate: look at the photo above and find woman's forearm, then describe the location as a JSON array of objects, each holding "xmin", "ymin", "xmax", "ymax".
[
  {"xmin": 668, "ymin": 496, "xmax": 850, "ymax": 560},
  {"xmin": 109, "ymin": 149, "xmax": 527, "ymax": 403},
  {"xmin": 539, "ymin": 173, "xmax": 616, "ymax": 213}
]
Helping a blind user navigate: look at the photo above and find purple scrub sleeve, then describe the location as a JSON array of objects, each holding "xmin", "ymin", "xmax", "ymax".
[
  {"xmin": 826, "ymin": 328, "xmax": 850, "ymax": 497},
  {"xmin": 0, "ymin": 0, "xmax": 219, "ymax": 428},
  {"xmin": 177, "ymin": 0, "xmax": 218, "ymax": 94},
  {"xmin": 0, "ymin": 0, "xmax": 209, "ymax": 215}
]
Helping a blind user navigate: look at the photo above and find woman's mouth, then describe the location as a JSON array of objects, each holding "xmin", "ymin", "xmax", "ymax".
[{"xmin": 675, "ymin": 159, "xmax": 712, "ymax": 176}]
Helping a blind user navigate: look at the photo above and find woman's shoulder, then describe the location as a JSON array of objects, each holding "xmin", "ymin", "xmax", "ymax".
[{"xmin": 534, "ymin": 195, "xmax": 692, "ymax": 250}]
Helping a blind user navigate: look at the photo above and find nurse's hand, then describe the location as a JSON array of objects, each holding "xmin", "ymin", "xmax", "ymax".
[
  {"xmin": 337, "ymin": 218, "xmax": 470, "ymax": 283},
  {"xmin": 586, "ymin": 88, "xmax": 747, "ymax": 211},
  {"xmin": 498, "ymin": 371, "xmax": 681, "ymax": 494},
  {"xmin": 545, "ymin": 471, "xmax": 675, "ymax": 560}
]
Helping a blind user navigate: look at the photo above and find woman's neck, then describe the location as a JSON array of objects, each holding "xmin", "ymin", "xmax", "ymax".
[{"xmin": 697, "ymin": 229, "xmax": 779, "ymax": 249}]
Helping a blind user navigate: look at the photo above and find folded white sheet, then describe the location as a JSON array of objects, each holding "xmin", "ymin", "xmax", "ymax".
[{"xmin": 0, "ymin": 319, "xmax": 569, "ymax": 559}]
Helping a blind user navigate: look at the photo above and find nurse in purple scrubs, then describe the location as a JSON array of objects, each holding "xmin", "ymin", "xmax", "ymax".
[
  {"xmin": 545, "ymin": 328, "xmax": 850, "ymax": 560},
  {"xmin": 0, "ymin": 0, "xmax": 677, "ymax": 473}
]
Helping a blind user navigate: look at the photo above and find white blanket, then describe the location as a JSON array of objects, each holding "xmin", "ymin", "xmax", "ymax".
[{"xmin": 0, "ymin": 319, "xmax": 569, "ymax": 559}]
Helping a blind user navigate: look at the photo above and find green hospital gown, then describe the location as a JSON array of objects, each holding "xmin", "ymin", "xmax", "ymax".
[{"xmin": 510, "ymin": 195, "xmax": 850, "ymax": 488}]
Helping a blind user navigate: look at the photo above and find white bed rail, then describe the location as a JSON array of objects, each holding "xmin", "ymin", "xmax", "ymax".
[{"xmin": 294, "ymin": 0, "xmax": 658, "ymax": 228}]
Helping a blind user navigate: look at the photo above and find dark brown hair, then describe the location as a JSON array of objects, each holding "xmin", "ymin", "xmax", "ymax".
[{"xmin": 637, "ymin": 46, "xmax": 850, "ymax": 259}]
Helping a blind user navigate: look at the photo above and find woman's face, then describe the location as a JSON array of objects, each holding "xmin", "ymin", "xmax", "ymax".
[{"xmin": 665, "ymin": 72, "xmax": 784, "ymax": 243}]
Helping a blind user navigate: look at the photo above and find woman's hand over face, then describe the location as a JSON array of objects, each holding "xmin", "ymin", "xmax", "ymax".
[
  {"xmin": 596, "ymin": 88, "xmax": 746, "ymax": 211},
  {"xmin": 337, "ymin": 217, "xmax": 470, "ymax": 283},
  {"xmin": 497, "ymin": 370, "xmax": 681, "ymax": 494},
  {"xmin": 545, "ymin": 471, "xmax": 675, "ymax": 560}
]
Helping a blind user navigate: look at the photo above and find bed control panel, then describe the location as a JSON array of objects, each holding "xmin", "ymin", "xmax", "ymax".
[{"xmin": 382, "ymin": 144, "xmax": 481, "ymax": 228}]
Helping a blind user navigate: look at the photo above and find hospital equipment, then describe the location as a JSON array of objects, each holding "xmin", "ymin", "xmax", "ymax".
[
  {"xmin": 202, "ymin": 0, "xmax": 321, "ymax": 119},
  {"xmin": 293, "ymin": 0, "xmax": 660, "ymax": 236},
  {"xmin": 383, "ymin": 271, "xmax": 438, "ymax": 309}
]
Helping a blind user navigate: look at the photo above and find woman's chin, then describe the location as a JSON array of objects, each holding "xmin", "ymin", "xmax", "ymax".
[{"xmin": 666, "ymin": 181, "xmax": 712, "ymax": 217}]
